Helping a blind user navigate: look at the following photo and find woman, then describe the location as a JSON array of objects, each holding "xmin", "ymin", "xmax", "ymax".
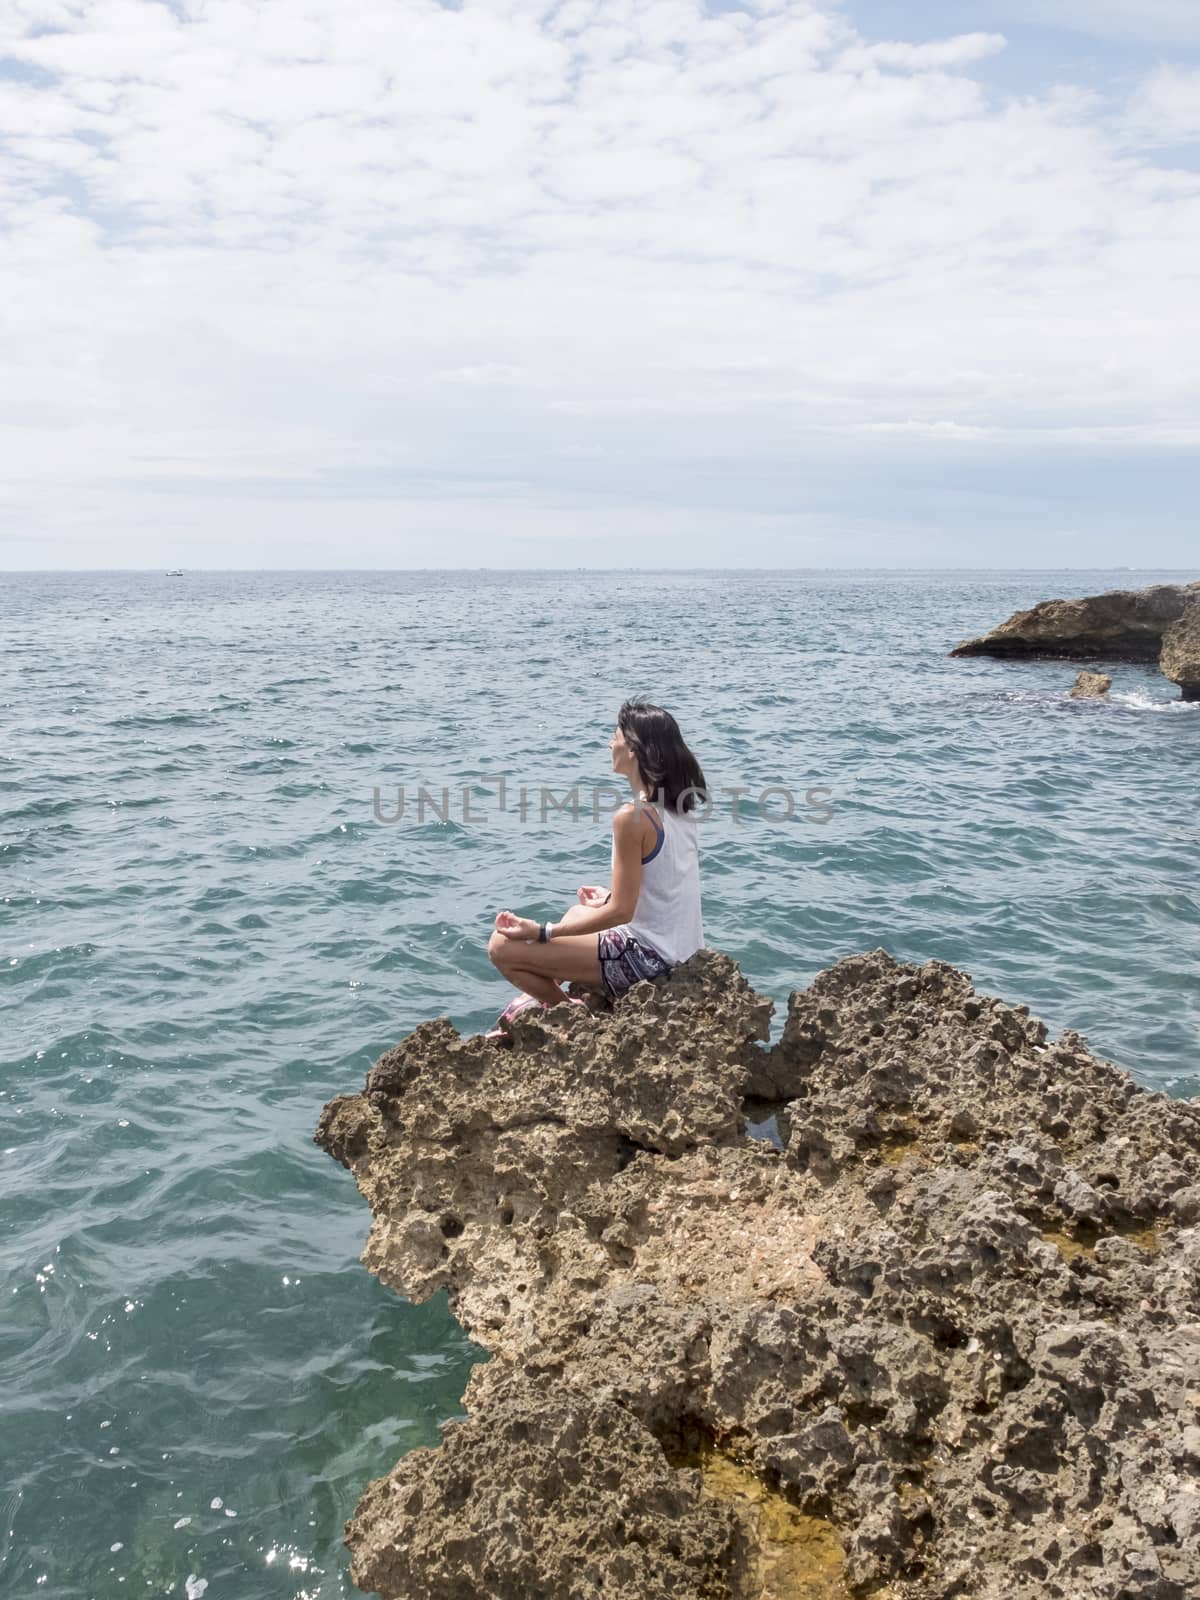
[{"xmin": 486, "ymin": 699, "xmax": 706, "ymax": 1028}]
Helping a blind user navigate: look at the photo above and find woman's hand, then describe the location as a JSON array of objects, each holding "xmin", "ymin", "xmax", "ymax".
[
  {"xmin": 494, "ymin": 910, "xmax": 540, "ymax": 941},
  {"xmin": 577, "ymin": 885, "xmax": 610, "ymax": 907}
]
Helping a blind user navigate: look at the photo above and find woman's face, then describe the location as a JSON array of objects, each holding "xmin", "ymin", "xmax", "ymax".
[{"xmin": 609, "ymin": 725, "xmax": 635, "ymax": 775}]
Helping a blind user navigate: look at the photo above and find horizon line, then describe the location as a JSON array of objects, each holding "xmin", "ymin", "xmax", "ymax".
[{"xmin": 4, "ymin": 565, "xmax": 1197, "ymax": 576}]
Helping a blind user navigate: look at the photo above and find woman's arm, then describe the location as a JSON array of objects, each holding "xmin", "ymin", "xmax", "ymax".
[
  {"xmin": 546, "ymin": 807, "xmax": 644, "ymax": 938},
  {"xmin": 493, "ymin": 807, "xmax": 647, "ymax": 942},
  {"xmin": 553, "ymin": 900, "xmax": 607, "ymax": 934}
]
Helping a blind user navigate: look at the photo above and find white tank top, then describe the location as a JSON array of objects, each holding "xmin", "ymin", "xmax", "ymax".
[{"xmin": 610, "ymin": 798, "xmax": 703, "ymax": 965}]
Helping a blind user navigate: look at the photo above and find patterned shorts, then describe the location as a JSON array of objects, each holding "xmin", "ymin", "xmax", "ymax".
[{"xmin": 597, "ymin": 928, "xmax": 672, "ymax": 998}]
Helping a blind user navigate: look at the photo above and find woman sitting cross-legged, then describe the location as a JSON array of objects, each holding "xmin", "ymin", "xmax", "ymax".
[{"xmin": 485, "ymin": 698, "xmax": 706, "ymax": 1032}]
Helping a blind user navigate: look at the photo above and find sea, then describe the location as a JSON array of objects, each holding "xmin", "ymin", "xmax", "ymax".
[{"xmin": 2, "ymin": 568, "xmax": 1198, "ymax": 1599}]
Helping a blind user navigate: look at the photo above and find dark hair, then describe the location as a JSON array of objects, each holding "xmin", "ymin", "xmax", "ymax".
[{"xmin": 617, "ymin": 699, "xmax": 708, "ymax": 814}]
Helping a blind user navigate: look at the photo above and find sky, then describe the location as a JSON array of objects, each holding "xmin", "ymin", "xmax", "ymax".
[{"xmin": 1, "ymin": 0, "xmax": 1198, "ymax": 570}]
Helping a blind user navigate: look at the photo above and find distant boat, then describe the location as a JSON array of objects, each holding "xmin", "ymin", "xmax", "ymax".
[{"xmin": 165, "ymin": 568, "xmax": 184, "ymax": 576}]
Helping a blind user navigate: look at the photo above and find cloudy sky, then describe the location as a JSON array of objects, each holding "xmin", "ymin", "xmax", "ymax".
[{"xmin": 2, "ymin": 0, "xmax": 1198, "ymax": 569}]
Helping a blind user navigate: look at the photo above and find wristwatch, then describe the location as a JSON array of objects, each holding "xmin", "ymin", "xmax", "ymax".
[{"xmin": 538, "ymin": 922, "xmax": 551, "ymax": 942}]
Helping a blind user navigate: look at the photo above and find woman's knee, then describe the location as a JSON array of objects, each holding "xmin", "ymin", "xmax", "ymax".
[{"xmin": 487, "ymin": 931, "xmax": 512, "ymax": 969}]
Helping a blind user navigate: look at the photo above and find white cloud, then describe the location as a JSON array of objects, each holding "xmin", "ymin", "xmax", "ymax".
[
  {"xmin": 0, "ymin": 0, "xmax": 1198, "ymax": 564},
  {"xmin": 853, "ymin": 420, "xmax": 992, "ymax": 440},
  {"xmin": 432, "ymin": 364, "xmax": 529, "ymax": 387},
  {"xmin": 839, "ymin": 32, "xmax": 1007, "ymax": 72},
  {"xmin": 1125, "ymin": 66, "xmax": 1200, "ymax": 145}
]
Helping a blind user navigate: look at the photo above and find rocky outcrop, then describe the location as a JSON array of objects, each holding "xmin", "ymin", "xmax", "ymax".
[
  {"xmin": 950, "ymin": 581, "xmax": 1199, "ymax": 663},
  {"xmin": 316, "ymin": 950, "xmax": 1200, "ymax": 1600},
  {"xmin": 1160, "ymin": 594, "xmax": 1200, "ymax": 701},
  {"xmin": 1068, "ymin": 670, "xmax": 1112, "ymax": 699}
]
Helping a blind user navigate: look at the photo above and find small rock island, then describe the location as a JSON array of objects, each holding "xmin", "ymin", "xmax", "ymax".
[
  {"xmin": 950, "ymin": 580, "xmax": 1200, "ymax": 699},
  {"xmin": 316, "ymin": 950, "xmax": 1200, "ymax": 1600}
]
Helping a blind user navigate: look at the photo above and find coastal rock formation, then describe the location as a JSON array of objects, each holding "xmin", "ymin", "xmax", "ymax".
[
  {"xmin": 1160, "ymin": 594, "xmax": 1200, "ymax": 701},
  {"xmin": 950, "ymin": 581, "xmax": 1199, "ymax": 663},
  {"xmin": 1068, "ymin": 671, "xmax": 1112, "ymax": 699},
  {"xmin": 317, "ymin": 950, "xmax": 1200, "ymax": 1600}
]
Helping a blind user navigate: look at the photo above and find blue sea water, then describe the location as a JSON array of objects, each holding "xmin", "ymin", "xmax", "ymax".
[{"xmin": 2, "ymin": 567, "xmax": 1198, "ymax": 1599}]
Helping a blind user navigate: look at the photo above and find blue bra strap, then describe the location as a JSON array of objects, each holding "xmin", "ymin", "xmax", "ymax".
[{"xmin": 640, "ymin": 804, "xmax": 665, "ymax": 864}]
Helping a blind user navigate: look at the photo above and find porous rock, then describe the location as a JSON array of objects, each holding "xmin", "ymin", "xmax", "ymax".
[
  {"xmin": 316, "ymin": 947, "xmax": 1200, "ymax": 1600},
  {"xmin": 1159, "ymin": 593, "xmax": 1200, "ymax": 701},
  {"xmin": 1069, "ymin": 670, "xmax": 1112, "ymax": 699}
]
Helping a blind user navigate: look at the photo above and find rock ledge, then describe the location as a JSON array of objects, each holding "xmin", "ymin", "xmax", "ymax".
[
  {"xmin": 317, "ymin": 949, "xmax": 1200, "ymax": 1600},
  {"xmin": 950, "ymin": 581, "xmax": 1200, "ymax": 698}
]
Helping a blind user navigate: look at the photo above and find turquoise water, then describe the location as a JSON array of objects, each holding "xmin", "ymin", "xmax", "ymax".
[{"xmin": 3, "ymin": 568, "xmax": 1198, "ymax": 1599}]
